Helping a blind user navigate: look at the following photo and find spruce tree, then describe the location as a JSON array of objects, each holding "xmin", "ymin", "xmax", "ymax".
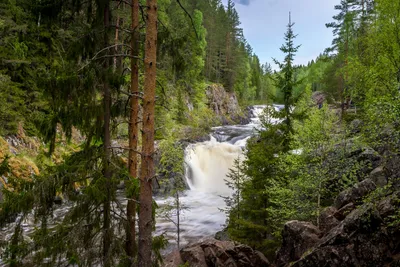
[{"xmin": 273, "ymin": 12, "xmax": 302, "ymax": 151}]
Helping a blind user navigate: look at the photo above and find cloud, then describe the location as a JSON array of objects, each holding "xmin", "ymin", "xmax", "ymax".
[{"xmin": 234, "ymin": 0, "xmax": 251, "ymax": 6}]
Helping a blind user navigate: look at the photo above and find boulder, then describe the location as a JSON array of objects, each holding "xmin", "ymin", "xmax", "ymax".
[
  {"xmin": 384, "ymin": 153, "xmax": 400, "ymax": 180},
  {"xmin": 333, "ymin": 202, "xmax": 356, "ymax": 221},
  {"xmin": 163, "ymin": 251, "xmax": 183, "ymax": 267},
  {"xmin": 356, "ymin": 148, "xmax": 382, "ymax": 178},
  {"xmin": 275, "ymin": 221, "xmax": 322, "ymax": 266},
  {"xmin": 180, "ymin": 245, "xmax": 208, "ymax": 267},
  {"xmin": 369, "ymin": 166, "xmax": 387, "ymax": 187},
  {"xmin": 215, "ymin": 230, "xmax": 230, "ymax": 241},
  {"xmin": 334, "ymin": 178, "xmax": 376, "ymax": 209},
  {"xmin": 163, "ymin": 239, "xmax": 270, "ymax": 267},
  {"xmin": 319, "ymin": 206, "xmax": 340, "ymax": 233}
]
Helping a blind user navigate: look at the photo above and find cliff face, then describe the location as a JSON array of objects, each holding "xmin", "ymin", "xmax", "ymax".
[{"xmin": 205, "ymin": 84, "xmax": 249, "ymax": 125}]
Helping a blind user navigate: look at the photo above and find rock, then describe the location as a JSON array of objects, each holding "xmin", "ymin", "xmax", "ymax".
[
  {"xmin": 205, "ymin": 84, "xmax": 246, "ymax": 125},
  {"xmin": 349, "ymin": 119, "xmax": 363, "ymax": 134},
  {"xmin": 319, "ymin": 207, "xmax": 339, "ymax": 233},
  {"xmin": 164, "ymin": 239, "xmax": 270, "ymax": 267},
  {"xmin": 369, "ymin": 166, "xmax": 387, "ymax": 187},
  {"xmin": 311, "ymin": 91, "xmax": 326, "ymax": 105},
  {"xmin": 334, "ymin": 178, "xmax": 376, "ymax": 209},
  {"xmin": 356, "ymin": 148, "xmax": 382, "ymax": 177},
  {"xmin": 334, "ymin": 202, "xmax": 356, "ymax": 221},
  {"xmin": 276, "ymin": 221, "xmax": 322, "ymax": 266},
  {"xmin": 291, "ymin": 193, "xmax": 400, "ymax": 267},
  {"xmin": 384, "ymin": 153, "xmax": 400, "ymax": 180},
  {"xmin": 215, "ymin": 230, "xmax": 230, "ymax": 241},
  {"xmin": 180, "ymin": 245, "xmax": 208, "ymax": 267},
  {"xmin": 163, "ymin": 250, "xmax": 183, "ymax": 267}
]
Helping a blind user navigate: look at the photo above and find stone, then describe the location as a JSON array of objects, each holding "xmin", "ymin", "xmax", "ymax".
[
  {"xmin": 276, "ymin": 220, "xmax": 322, "ymax": 266},
  {"xmin": 163, "ymin": 250, "xmax": 183, "ymax": 267},
  {"xmin": 291, "ymin": 193, "xmax": 400, "ymax": 267},
  {"xmin": 164, "ymin": 238, "xmax": 270, "ymax": 267},
  {"xmin": 334, "ymin": 178, "xmax": 376, "ymax": 209},
  {"xmin": 334, "ymin": 202, "xmax": 356, "ymax": 221},
  {"xmin": 215, "ymin": 230, "xmax": 230, "ymax": 241},
  {"xmin": 369, "ymin": 166, "xmax": 387, "ymax": 187},
  {"xmin": 319, "ymin": 206, "xmax": 339, "ymax": 233},
  {"xmin": 180, "ymin": 245, "xmax": 207, "ymax": 267}
]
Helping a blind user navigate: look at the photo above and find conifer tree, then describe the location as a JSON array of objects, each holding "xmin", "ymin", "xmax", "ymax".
[{"xmin": 273, "ymin": 13, "xmax": 302, "ymax": 151}]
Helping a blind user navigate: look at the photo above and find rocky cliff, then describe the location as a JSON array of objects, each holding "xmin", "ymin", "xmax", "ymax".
[
  {"xmin": 205, "ymin": 84, "xmax": 249, "ymax": 125},
  {"xmin": 275, "ymin": 127, "xmax": 400, "ymax": 267}
]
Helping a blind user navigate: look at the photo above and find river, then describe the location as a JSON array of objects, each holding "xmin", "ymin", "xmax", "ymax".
[
  {"xmin": 155, "ymin": 104, "xmax": 283, "ymax": 249},
  {"xmin": 0, "ymin": 104, "xmax": 283, "ymax": 264}
]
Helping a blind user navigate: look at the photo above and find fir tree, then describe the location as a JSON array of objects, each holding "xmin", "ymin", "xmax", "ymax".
[{"xmin": 273, "ymin": 12, "xmax": 303, "ymax": 151}]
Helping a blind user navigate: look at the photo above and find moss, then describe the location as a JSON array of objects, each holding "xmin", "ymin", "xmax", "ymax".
[
  {"xmin": 8, "ymin": 156, "xmax": 39, "ymax": 180},
  {"xmin": 0, "ymin": 136, "xmax": 10, "ymax": 160}
]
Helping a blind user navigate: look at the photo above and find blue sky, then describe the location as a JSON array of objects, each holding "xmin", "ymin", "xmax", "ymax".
[{"xmin": 221, "ymin": 0, "xmax": 341, "ymax": 68}]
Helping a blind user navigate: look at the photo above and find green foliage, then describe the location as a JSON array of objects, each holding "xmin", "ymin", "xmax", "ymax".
[{"xmin": 272, "ymin": 16, "xmax": 303, "ymax": 151}]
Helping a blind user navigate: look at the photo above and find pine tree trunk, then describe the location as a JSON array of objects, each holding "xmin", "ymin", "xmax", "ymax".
[
  {"xmin": 126, "ymin": 0, "xmax": 140, "ymax": 264},
  {"xmin": 103, "ymin": 2, "xmax": 112, "ymax": 266},
  {"xmin": 138, "ymin": 0, "xmax": 158, "ymax": 266}
]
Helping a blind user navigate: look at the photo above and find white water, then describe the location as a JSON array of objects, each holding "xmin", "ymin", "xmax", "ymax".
[{"xmin": 155, "ymin": 104, "xmax": 283, "ymax": 248}]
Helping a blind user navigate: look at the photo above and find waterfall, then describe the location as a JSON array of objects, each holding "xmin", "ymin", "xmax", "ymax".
[{"xmin": 185, "ymin": 136, "xmax": 243, "ymax": 195}]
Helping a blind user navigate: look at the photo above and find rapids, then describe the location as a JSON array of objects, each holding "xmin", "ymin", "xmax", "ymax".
[{"xmin": 155, "ymin": 104, "xmax": 283, "ymax": 248}]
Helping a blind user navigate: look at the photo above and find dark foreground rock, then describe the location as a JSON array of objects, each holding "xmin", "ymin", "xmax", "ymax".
[
  {"xmin": 291, "ymin": 191, "xmax": 400, "ymax": 267},
  {"xmin": 162, "ymin": 238, "xmax": 270, "ymax": 267},
  {"xmin": 275, "ymin": 221, "xmax": 322, "ymax": 266}
]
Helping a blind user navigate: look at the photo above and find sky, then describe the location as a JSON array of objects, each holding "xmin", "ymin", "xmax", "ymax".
[{"xmin": 221, "ymin": 0, "xmax": 341, "ymax": 69}]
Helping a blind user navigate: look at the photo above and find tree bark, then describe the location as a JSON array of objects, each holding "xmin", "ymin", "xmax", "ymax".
[
  {"xmin": 138, "ymin": 0, "xmax": 157, "ymax": 266},
  {"xmin": 126, "ymin": 0, "xmax": 140, "ymax": 265},
  {"xmin": 103, "ymin": 2, "xmax": 112, "ymax": 266}
]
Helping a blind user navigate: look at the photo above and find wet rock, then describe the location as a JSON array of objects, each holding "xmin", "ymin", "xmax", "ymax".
[
  {"xmin": 276, "ymin": 221, "xmax": 322, "ymax": 266},
  {"xmin": 334, "ymin": 178, "xmax": 376, "ymax": 209},
  {"xmin": 319, "ymin": 206, "xmax": 339, "ymax": 232},
  {"xmin": 164, "ymin": 239, "xmax": 270, "ymax": 267}
]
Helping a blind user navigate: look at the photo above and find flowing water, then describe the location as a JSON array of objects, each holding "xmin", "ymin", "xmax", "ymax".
[
  {"xmin": 155, "ymin": 104, "xmax": 283, "ymax": 248},
  {"xmin": 0, "ymin": 104, "xmax": 283, "ymax": 263}
]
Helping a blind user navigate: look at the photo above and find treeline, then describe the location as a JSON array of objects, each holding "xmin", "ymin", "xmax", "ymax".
[
  {"xmin": 224, "ymin": 0, "xmax": 400, "ymax": 260},
  {"xmin": 0, "ymin": 0, "xmax": 272, "ymax": 138}
]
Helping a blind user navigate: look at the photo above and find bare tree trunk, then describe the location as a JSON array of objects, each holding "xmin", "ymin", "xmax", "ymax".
[
  {"xmin": 103, "ymin": 2, "xmax": 112, "ymax": 266},
  {"xmin": 176, "ymin": 191, "xmax": 180, "ymax": 249},
  {"xmin": 138, "ymin": 0, "xmax": 158, "ymax": 266},
  {"xmin": 126, "ymin": 0, "xmax": 140, "ymax": 264},
  {"xmin": 114, "ymin": 15, "xmax": 120, "ymax": 70}
]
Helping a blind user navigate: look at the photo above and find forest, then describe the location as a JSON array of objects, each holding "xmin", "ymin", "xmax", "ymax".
[{"xmin": 0, "ymin": 0, "xmax": 399, "ymax": 266}]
